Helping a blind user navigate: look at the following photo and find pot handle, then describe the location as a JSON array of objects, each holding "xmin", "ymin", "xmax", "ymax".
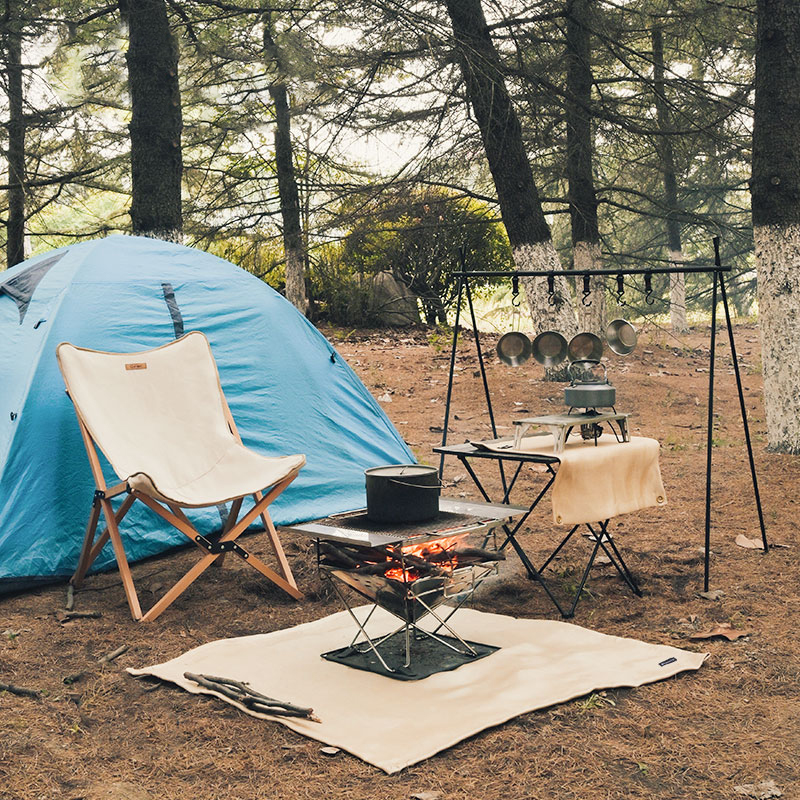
[{"xmin": 387, "ymin": 478, "xmax": 444, "ymax": 489}]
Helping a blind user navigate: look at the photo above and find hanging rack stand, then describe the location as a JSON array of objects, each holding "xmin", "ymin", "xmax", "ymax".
[{"xmin": 438, "ymin": 239, "xmax": 767, "ymax": 595}]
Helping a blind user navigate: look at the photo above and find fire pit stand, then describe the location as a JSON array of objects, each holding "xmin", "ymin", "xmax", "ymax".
[{"xmin": 288, "ymin": 498, "xmax": 526, "ymax": 680}]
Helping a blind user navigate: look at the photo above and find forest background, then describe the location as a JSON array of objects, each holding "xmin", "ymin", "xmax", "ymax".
[{"xmin": 1, "ymin": 0, "xmax": 798, "ymax": 452}]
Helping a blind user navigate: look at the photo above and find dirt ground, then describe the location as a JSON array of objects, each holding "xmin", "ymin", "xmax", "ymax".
[{"xmin": 1, "ymin": 321, "xmax": 798, "ymax": 800}]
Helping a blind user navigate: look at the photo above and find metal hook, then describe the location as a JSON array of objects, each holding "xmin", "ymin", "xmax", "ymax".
[
  {"xmin": 581, "ymin": 275, "xmax": 592, "ymax": 307},
  {"xmin": 616, "ymin": 274, "xmax": 624, "ymax": 304},
  {"xmin": 511, "ymin": 274, "xmax": 521, "ymax": 307},
  {"xmin": 644, "ymin": 272, "xmax": 655, "ymax": 305},
  {"xmin": 547, "ymin": 274, "xmax": 557, "ymax": 306}
]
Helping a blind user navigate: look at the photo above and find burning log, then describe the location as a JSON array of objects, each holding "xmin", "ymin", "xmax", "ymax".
[{"xmin": 424, "ymin": 546, "xmax": 505, "ymax": 564}]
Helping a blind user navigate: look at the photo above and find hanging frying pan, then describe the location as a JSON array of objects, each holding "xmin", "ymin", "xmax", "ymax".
[
  {"xmin": 531, "ymin": 330, "xmax": 569, "ymax": 367},
  {"xmin": 567, "ymin": 332, "xmax": 604, "ymax": 362},
  {"xmin": 606, "ymin": 318, "xmax": 638, "ymax": 355},
  {"xmin": 496, "ymin": 331, "xmax": 532, "ymax": 366}
]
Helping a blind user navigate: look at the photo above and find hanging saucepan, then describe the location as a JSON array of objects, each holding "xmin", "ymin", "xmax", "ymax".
[
  {"xmin": 567, "ymin": 332, "xmax": 604, "ymax": 363},
  {"xmin": 496, "ymin": 331, "xmax": 532, "ymax": 367},
  {"xmin": 365, "ymin": 464, "xmax": 441, "ymax": 523},
  {"xmin": 531, "ymin": 330, "xmax": 568, "ymax": 367},
  {"xmin": 605, "ymin": 318, "xmax": 638, "ymax": 356}
]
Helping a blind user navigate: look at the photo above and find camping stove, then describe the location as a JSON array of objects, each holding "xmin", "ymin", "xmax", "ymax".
[{"xmin": 294, "ymin": 499, "xmax": 523, "ymax": 679}]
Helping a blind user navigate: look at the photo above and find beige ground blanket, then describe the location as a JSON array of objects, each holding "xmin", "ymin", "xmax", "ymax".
[
  {"xmin": 479, "ymin": 433, "xmax": 666, "ymax": 526},
  {"xmin": 57, "ymin": 332, "xmax": 305, "ymax": 506},
  {"xmin": 129, "ymin": 607, "xmax": 706, "ymax": 774}
]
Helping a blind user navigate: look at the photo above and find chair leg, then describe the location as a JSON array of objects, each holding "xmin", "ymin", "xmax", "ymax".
[
  {"xmin": 72, "ymin": 500, "xmax": 102, "ymax": 588},
  {"xmin": 100, "ymin": 498, "xmax": 143, "ymax": 620},
  {"xmin": 141, "ymin": 552, "xmax": 219, "ymax": 622},
  {"xmin": 255, "ymin": 494, "xmax": 297, "ymax": 589}
]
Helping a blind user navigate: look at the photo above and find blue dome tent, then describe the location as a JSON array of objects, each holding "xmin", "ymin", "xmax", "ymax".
[{"xmin": 0, "ymin": 234, "xmax": 414, "ymax": 594}]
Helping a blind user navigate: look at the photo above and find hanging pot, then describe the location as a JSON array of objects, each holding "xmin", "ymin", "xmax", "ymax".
[
  {"xmin": 531, "ymin": 331, "xmax": 569, "ymax": 367},
  {"xmin": 567, "ymin": 332, "xmax": 604, "ymax": 362},
  {"xmin": 606, "ymin": 319, "xmax": 638, "ymax": 356},
  {"xmin": 365, "ymin": 464, "xmax": 441, "ymax": 523},
  {"xmin": 496, "ymin": 332, "xmax": 532, "ymax": 367}
]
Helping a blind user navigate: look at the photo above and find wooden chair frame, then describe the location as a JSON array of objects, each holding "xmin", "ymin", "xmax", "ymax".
[{"xmin": 69, "ymin": 394, "xmax": 303, "ymax": 622}]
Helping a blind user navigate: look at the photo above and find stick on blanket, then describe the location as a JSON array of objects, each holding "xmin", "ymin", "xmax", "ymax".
[{"xmin": 183, "ymin": 672, "xmax": 321, "ymax": 723}]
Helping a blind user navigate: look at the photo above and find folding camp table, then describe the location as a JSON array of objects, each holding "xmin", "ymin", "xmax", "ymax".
[{"xmin": 434, "ymin": 441, "xmax": 643, "ymax": 618}]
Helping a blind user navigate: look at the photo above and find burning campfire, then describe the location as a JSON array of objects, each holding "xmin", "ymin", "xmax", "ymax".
[{"xmin": 318, "ymin": 533, "xmax": 504, "ymax": 585}]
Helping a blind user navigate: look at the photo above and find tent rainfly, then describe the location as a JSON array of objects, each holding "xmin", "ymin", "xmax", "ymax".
[{"xmin": 0, "ymin": 234, "xmax": 414, "ymax": 594}]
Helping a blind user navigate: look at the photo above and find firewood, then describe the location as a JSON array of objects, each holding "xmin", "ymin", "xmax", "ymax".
[
  {"xmin": 183, "ymin": 672, "xmax": 320, "ymax": 722},
  {"xmin": 452, "ymin": 546, "xmax": 506, "ymax": 562},
  {"xmin": 353, "ymin": 560, "xmax": 403, "ymax": 575},
  {"xmin": 318, "ymin": 541, "xmax": 360, "ymax": 568}
]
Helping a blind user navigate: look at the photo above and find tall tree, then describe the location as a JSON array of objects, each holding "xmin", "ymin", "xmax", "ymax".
[
  {"xmin": 752, "ymin": 0, "xmax": 800, "ymax": 453},
  {"xmin": 565, "ymin": 0, "xmax": 604, "ymax": 331},
  {"xmin": 263, "ymin": 14, "xmax": 308, "ymax": 314},
  {"xmin": 122, "ymin": 0, "xmax": 183, "ymax": 240},
  {"xmin": 444, "ymin": 0, "xmax": 577, "ymax": 342},
  {"xmin": 652, "ymin": 22, "xmax": 688, "ymax": 332},
  {"xmin": 1, "ymin": 0, "xmax": 24, "ymax": 266}
]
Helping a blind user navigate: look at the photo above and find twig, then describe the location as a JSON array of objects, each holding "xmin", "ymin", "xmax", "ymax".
[
  {"xmin": 183, "ymin": 672, "xmax": 320, "ymax": 722},
  {"xmin": 58, "ymin": 610, "xmax": 102, "ymax": 621},
  {"xmin": 0, "ymin": 681, "xmax": 40, "ymax": 698},
  {"xmin": 65, "ymin": 584, "xmax": 74, "ymax": 611},
  {"xmin": 63, "ymin": 671, "xmax": 87, "ymax": 685},
  {"xmin": 98, "ymin": 645, "xmax": 129, "ymax": 664}
]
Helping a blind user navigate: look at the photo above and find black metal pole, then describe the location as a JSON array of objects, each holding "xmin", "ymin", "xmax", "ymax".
[
  {"xmin": 463, "ymin": 274, "xmax": 508, "ymax": 496},
  {"xmin": 704, "ymin": 268, "xmax": 719, "ymax": 592},
  {"xmin": 718, "ymin": 272, "xmax": 769, "ymax": 552},
  {"xmin": 453, "ymin": 265, "xmax": 731, "ymax": 279},
  {"xmin": 439, "ymin": 275, "xmax": 464, "ymax": 477}
]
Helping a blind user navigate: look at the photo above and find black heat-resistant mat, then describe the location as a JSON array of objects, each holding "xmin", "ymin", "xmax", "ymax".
[{"xmin": 321, "ymin": 631, "xmax": 499, "ymax": 681}]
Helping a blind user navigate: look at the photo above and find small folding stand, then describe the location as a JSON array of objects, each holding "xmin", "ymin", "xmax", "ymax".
[{"xmin": 58, "ymin": 332, "xmax": 306, "ymax": 622}]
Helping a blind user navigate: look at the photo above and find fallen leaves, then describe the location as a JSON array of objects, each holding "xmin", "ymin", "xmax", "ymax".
[{"xmin": 689, "ymin": 623, "xmax": 751, "ymax": 642}]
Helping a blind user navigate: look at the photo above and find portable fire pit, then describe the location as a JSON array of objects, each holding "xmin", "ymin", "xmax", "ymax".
[{"xmin": 290, "ymin": 499, "xmax": 526, "ymax": 680}]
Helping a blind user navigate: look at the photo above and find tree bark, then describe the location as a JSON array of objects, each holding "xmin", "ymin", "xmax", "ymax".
[
  {"xmin": 444, "ymin": 0, "xmax": 576, "ymax": 343},
  {"xmin": 2, "ymin": 0, "xmax": 24, "ymax": 267},
  {"xmin": 752, "ymin": 0, "xmax": 800, "ymax": 453},
  {"xmin": 264, "ymin": 19, "xmax": 308, "ymax": 314},
  {"xmin": 565, "ymin": 0, "xmax": 604, "ymax": 333},
  {"xmin": 652, "ymin": 25, "xmax": 688, "ymax": 333},
  {"xmin": 122, "ymin": 0, "xmax": 183, "ymax": 241}
]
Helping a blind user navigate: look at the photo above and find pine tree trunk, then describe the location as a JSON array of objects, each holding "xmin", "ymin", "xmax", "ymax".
[
  {"xmin": 752, "ymin": 0, "xmax": 800, "ymax": 453},
  {"xmin": 652, "ymin": 25, "xmax": 688, "ymax": 333},
  {"xmin": 264, "ymin": 22, "xmax": 307, "ymax": 315},
  {"xmin": 3, "ymin": 3, "xmax": 24, "ymax": 267},
  {"xmin": 565, "ymin": 0, "xmax": 604, "ymax": 333},
  {"xmin": 123, "ymin": 0, "xmax": 183, "ymax": 241},
  {"xmin": 444, "ymin": 0, "xmax": 576, "ymax": 343}
]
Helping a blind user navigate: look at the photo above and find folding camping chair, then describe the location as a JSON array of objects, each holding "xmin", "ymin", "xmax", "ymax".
[{"xmin": 57, "ymin": 331, "xmax": 306, "ymax": 622}]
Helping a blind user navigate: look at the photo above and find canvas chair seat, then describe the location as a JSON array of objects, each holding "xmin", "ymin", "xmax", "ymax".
[
  {"xmin": 127, "ymin": 448, "xmax": 305, "ymax": 508},
  {"xmin": 57, "ymin": 331, "xmax": 306, "ymax": 621}
]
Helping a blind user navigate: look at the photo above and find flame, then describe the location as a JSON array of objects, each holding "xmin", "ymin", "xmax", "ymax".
[{"xmin": 383, "ymin": 533, "xmax": 468, "ymax": 583}]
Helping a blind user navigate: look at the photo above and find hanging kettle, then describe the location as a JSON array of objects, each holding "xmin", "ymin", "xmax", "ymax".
[{"xmin": 564, "ymin": 360, "xmax": 616, "ymax": 409}]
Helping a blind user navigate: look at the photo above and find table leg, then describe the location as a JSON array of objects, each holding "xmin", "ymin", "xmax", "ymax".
[{"xmin": 454, "ymin": 456, "xmax": 568, "ymax": 617}]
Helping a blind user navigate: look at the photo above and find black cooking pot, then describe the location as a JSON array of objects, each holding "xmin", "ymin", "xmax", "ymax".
[{"xmin": 365, "ymin": 464, "xmax": 440, "ymax": 523}]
